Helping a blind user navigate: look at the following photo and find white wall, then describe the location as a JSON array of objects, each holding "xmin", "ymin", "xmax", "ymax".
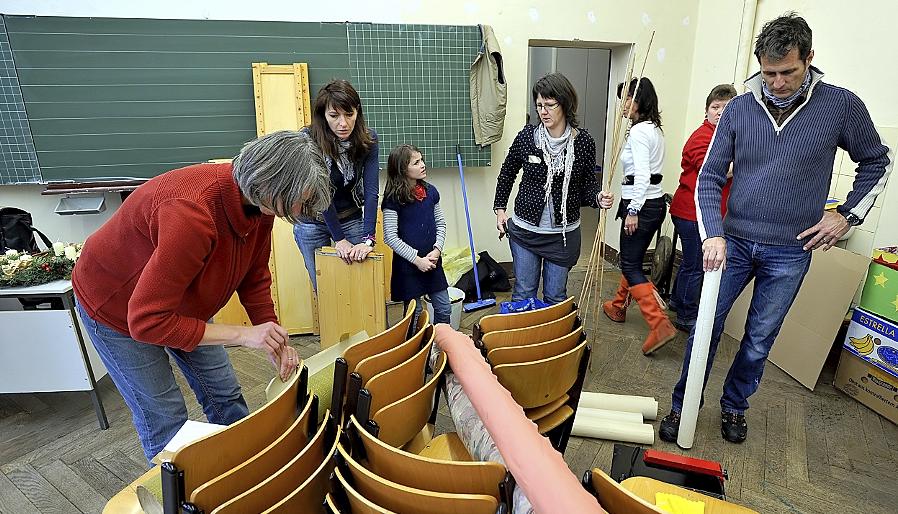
[{"xmin": 2, "ymin": 0, "xmax": 702, "ymax": 261}]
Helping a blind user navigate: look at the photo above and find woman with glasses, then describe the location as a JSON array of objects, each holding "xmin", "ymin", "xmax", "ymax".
[
  {"xmin": 493, "ymin": 72, "xmax": 613, "ymax": 305},
  {"xmin": 602, "ymin": 77, "xmax": 676, "ymax": 355},
  {"xmin": 294, "ymin": 79, "xmax": 380, "ymax": 290},
  {"xmin": 72, "ymin": 130, "xmax": 330, "ymax": 463}
]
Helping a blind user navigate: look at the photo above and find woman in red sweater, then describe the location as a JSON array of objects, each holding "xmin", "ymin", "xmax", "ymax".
[
  {"xmin": 668, "ymin": 84, "xmax": 737, "ymax": 332},
  {"xmin": 72, "ymin": 130, "xmax": 331, "ymax": 463}
]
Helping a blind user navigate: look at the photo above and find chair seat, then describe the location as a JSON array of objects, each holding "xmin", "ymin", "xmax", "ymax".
[
  {"xmin": 103, "ymin": 465, "xmax": 160, "ymax": 514},
  {"xmin": 525, "ymin": 394, "xmax": 569, "ymax": 421},
  {"xmin": 417, "ymin": 432, "xmax": 473, "ymax": 462},
  {"xmin": 620, "ymin": 476, "xmax": 759, "ymax": 514},
  {"xmin": 534, "ymin": 405, "xmax": 574, "ymax": 434}
]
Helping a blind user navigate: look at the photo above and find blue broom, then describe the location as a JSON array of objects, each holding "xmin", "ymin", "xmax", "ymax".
[{"xmin": 456, "ymin": 144, "xmax": 496, "ymax": 312}]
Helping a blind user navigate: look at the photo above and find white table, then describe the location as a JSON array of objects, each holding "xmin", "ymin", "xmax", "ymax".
[{"xmin": 0, "ymin": 280, "xmax": 109, "ymax": 429}]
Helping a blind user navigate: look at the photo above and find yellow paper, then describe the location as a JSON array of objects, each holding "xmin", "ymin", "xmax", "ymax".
[{"xmin": 655, "ymin": 492, "xmax": 705, "ymax": 514}]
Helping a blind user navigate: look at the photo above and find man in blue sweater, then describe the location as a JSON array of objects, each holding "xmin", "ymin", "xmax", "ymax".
[{"xmin": 660, "ymin": 13, "xmax": 891, "ymax": 444}]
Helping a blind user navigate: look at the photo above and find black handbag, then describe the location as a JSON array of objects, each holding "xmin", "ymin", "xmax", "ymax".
[{"xmin": 0, "ymin": 206, "xmax": 53, "ymax": 253}]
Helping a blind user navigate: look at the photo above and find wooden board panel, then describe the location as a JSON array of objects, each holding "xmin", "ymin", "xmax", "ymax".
[{"xmin": 315, "ymin": 247, "xmax": 386, "ymax": 348}]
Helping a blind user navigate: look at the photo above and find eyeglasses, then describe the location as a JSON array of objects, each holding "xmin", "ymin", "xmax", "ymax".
[{"xmin": 535, "ymin": 102, "xmax": 560, "ymax": 112}]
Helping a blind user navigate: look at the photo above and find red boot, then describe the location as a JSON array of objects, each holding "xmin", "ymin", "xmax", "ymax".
[
  {"xmin": 602, "ymin": 277, "xmax": 631, "ymax": 323},
  {"xmin": 631, "ymin": 282, "xmax": 677, "ymax": 355}
]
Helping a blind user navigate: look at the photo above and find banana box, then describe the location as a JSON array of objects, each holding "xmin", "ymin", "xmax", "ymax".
[{"xmin": 835, "ymin": 307, "xmax": 898, "ymax": 425}]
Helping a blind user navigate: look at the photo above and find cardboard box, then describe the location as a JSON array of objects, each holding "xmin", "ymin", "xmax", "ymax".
[
  {"xmin": 843, "ymin": 307, "xmax": 898, "ymax": 376},
  {"xmin": 834, "ymin": 349, "xmax": 898, "ymax": 425},
  {"xmin": 858, "ymin": 247, "xmax": 898, "ymax": 324},
  {"xmin": 723, "ymin": 246, "xmax": 870, "ymax": 390}
]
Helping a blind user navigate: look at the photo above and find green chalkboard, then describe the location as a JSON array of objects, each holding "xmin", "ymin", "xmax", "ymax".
[
  {"xmin": 3, "ymin": 16, "xmax": 351, "ymax": 183},
  {"xmin": 1, "ymin": 15, "xmax": 490, "ymax": 183},
  {"xmin": 0, "ymin": 16, "xmax": 41, "ymax": 183}
]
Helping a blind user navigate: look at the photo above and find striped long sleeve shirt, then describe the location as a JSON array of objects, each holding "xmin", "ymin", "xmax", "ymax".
[{"xmin": 696, "ymin": 67, "xmax": 890, "ymax": 246}]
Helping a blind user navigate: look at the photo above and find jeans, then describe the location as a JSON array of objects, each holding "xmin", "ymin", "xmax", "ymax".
[
  {"xmin": 670, "ymin": 235, "xmax": 811, "ymax": 415},
  {"xmin": 76, "ymin": 302, "xmax": 248, "ymax": 464},
  {"xmin": 618, "ymin": 198, "xmax": 666, "ymax": 286},
  {"xmin": 293, "ymin": 217, "xmax": 365, "ymax": 291},
  {"xmin": 509, "ymin": 238, "xmax": 570, "ymax": 304},
  {"xmin": 404, "ymin": 288, "xmax": 453, "ymax": 332},
  {"xmin": 670, "ymin": 216, "xmax": 703, "ymax": 325}
]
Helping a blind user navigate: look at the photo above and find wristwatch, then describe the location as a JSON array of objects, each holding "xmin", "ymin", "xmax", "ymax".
[
  {"xmin": 627, "ymin": 207, "xmax": 639, "ymax": 217},
  {"xmin": 363, "ymin": 237, "xmax": 375, "ymax": 248},
  {"xmin": 839, "ymin": 210, "xmax": 862, "ymax": 226}
]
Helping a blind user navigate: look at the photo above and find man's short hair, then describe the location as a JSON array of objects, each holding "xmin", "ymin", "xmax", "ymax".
[
  {"xmin": 754, "ymin": 12, "xmax": 812, "ymax": 62},
  {"xmin": 706, "ymin": 84, "xmax": 738, "ymax": 109}
]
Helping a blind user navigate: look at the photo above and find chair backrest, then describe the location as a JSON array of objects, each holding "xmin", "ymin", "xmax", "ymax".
[
  {"xmin": 349, "ymin": 415, "xmax": 506, "ymax": 499},
  {"xmin": 260, "ymin": 424, "xmax": 342, "ymax": 514},
  {"xmin": 363, "ymin": 338, "xmax": 433, "ymax": 416},
  {"xmin": 584, "ymin": 468, "xmax": 662, "ymax": 514},
  {"xmin": 371, "ymin": 352, "xmax": 446, "ymax": 448},
  {"xmin": 171, "ymin": 364, "xmax": 307, "ymax": 497},
  {"xmin": 191, "ymin": 393, "xmax": 317, "ymax": 510},
  {"xmin": 210, "ymin": 411, "xmax": 332, "ymax": 514},
  {"xmin": 493, "ymin": 341, "xmax": 587, "ymax": 409},
  {"xmin": 355, "ymin": 322, "xmax": 432, "ymax": 387},
  {"xmin": 476, "ymin": 296, "xmax": 574, "ymax": 335},
  {"xmin": 343, "ymin": 300, "xmax": 416, "ymax": 373},
  {"xmin": 487, "ymin": 326, "xmax": 583, "ymax": 367},
  {"xmin": 332, "ymin": 467, "xmax": 395, "ymax": 514},
  {"xmin": 337, "ymin": 444, "xmax": 498, "ymax": 514},
  {"xmin": 481, "ymin": 310, "xmax": 579, "ymax": 353}
]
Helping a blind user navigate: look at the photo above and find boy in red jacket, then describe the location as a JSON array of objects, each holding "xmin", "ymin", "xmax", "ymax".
[{"xmin": 668, "ymin": 84, "xmax": 737, "ymax": 331}]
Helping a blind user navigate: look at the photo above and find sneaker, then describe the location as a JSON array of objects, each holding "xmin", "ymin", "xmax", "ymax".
[
  {"xmin": 721, "ymin": 411, "xmax": 748, "ymax": 443},
  {"xmin": 673, "ymin": 319, "xmax": 695, "ymax": 333},
  {"xmin": 659, "ymin": 411, "xmax": 681, "ymax": 443}
]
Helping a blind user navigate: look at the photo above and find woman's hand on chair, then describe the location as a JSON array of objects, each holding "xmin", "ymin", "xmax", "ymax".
[
  {"xmin": 241, "ymin": 321, "xmax": 288, "ymax": 364},
  {"xmin": 495, "ymin": 209, "xmax": 509, "ymax": 238},
  {"xmin": 276, "ymin": 344, "xmax": 299, "ymax": 382},
  {"xmin": 334, "ymin": 239, "xmax": 354, "ymax": 264}
]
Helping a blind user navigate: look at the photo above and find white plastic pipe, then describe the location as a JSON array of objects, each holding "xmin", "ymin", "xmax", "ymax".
[
  {"xmin": 677, "ymin": 269, "xmax": 722, "ymax": 449},
  {"xmin": 576, "ymin": 407, "xmax": 644, "ymax": 424},
  {"xmin": 578, "ymin": 392, "xmax": 658, "ymax": 420},
  {"xmin": 571, "ymin": 418, "xmax": 655, "ymax": 445}
]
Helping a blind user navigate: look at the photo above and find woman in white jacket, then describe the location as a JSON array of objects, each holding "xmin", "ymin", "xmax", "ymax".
[{"xmin": 603, "ymin": 77, "xmax": 676, "ymax": 355}]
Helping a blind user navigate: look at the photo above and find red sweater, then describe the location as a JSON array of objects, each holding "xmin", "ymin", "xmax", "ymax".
[
  {"xmin": 73, "ymin": 163, "xmax": 277, "ymax": 351},
  {"xmin": 670, "ymin": 120, "xmax": 731, "ymax": 222}
]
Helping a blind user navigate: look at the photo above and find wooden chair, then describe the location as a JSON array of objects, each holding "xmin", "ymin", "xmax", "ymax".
[
  {"xmin": 335, "ymin": 444, "xmax": 499, "ymax": 514},
  {"xmin": 333, "ymin": 301, "xmax": 417, "ymax": 423},
  {"xmin": 190, "ymin": 393, "xmax": 319, "ymax": 511},
  {"xmin": 159, "ymin": 365, "xmax": 309, "ymax": 513},
  {"xmin": 330, "ymin": 467, "xmax": 395, "ymax": 514},
  {"xmin": 346, "ymin": 415, "xmax": 514, "ymax": 510},
  {"xmin": 354, "ymin": 314, "xmax": 431, "ymax": 388},
  {"xmin": 493, "ymin": 341, "xmax": 590, "ymax": 453},
  {"xmin": 487, "ymin": 326, "xmax": 584, "ymax": 366},
  {"xmin": 473, "ymin": 296, "xmax": 574, "ymax": 342},
  {"xmin": 260, "ymin": 421, "xmax": 342, "ymax": 513},
  {"xmin": 582, "ymin": 469, "xmax": 759, "ymax": 514},
  {"xmin": 208, "ymin": 412, "xmax": 335, "ymax": 513},
  {"xmin": 357, "ymin": 337, "xmax": 433, "ymax": 421},
  {"xmin": 360, "ymin": 352, "xmax": 447, "ymax": 449},
  {"xmin": 480, "ymin": 310, "xmax": 579, "ymax": 353}
]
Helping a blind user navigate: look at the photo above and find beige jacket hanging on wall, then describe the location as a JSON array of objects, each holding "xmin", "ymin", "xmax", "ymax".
[{"xmin": 470, "ymin": 25, "xmax": 507, "ymax": 147}]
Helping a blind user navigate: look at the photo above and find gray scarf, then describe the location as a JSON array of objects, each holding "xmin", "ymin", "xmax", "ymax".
[
  {"xmin": 762, "ymin": 70, "xmax": 811, "ymax": 109},
  {"xmin": 533, "ymin": 123, "xmax": 576, "ymax": 244},
  {"xmin": 325, "ymin": 139, "xmax": 355, "ymax": 185}
]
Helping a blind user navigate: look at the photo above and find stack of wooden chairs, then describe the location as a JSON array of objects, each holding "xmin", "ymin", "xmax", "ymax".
[{"xmin": 470, "ymin": 296, "xmax": 591, "ymax": 454}]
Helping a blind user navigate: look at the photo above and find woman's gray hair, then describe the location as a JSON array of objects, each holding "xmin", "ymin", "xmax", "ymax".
[{"xmin": 232, "ymin": 130, "xmax": 332, "ymax": 224}]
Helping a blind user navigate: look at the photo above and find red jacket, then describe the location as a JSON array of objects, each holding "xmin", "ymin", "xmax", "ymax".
[
  {"xmin": 670, "ymin": 120, "xmax": 731, "ymax": 222},
  {"xmin": 73, "ymin": 163, "xmax": 277, "ymax": 350}
]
